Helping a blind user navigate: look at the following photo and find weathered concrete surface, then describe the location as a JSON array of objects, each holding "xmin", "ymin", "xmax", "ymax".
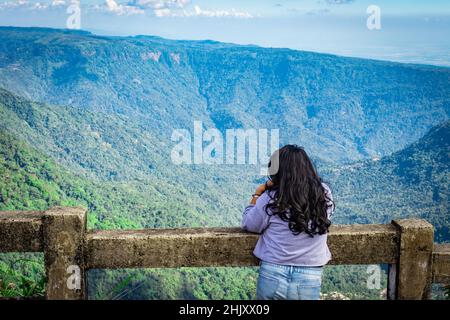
[
  {"xmin": 86, "ymin": 227, "xmax": 260, "ymax": 269},
  {"xmin": 432, "ymin": 244, "xmax": 450, "ymax": 283},
  {"xmin": 1, "ymin": 207, "xmax": 445, "ymax": 301},
  {"xmin": 0, "ymin": 211, "xmax": 43, "ymax": 252},
  {"xmin": 328, "ymin": 224, "xmax": 398, "ymax": 265},
  {"xmin": 86, "ymin": 224, "xmax": 398, "ymax": 269},
  {"xmin": 392, "ymin": 219, "xmax": 434, "ymax": 300},
  {"xmin": 43, "ymin": 207, "xmax": 87, "ymax": 300}
]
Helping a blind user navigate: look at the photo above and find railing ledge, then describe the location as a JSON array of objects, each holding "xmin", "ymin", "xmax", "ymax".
[{"xmin": 1, "ymin": 208, "xmax": 449, "ymax": 300}]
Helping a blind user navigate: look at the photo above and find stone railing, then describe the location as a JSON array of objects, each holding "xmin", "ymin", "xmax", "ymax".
[{"xmin": 0, "ymin": 207, "xmax": 449, "ymax": 300}]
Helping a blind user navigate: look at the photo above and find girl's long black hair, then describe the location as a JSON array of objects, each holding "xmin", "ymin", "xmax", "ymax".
[{"xmin": 265, "ymin": 145, "xmax": 334, "ymax": 237}]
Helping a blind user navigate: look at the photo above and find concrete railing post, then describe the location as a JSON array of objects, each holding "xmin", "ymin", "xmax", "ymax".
[
  {"xmin": 43, "ymin": 207, "xmax": 87, "ymax": 300},
  {"xmin": 389, "ymin": 219, "xmax": 434, "ymax": 300}
]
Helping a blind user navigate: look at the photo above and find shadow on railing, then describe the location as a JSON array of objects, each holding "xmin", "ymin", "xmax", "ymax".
[{"xmin": 1, "ymin": 207, "xmax": 449, "ymax": 300}]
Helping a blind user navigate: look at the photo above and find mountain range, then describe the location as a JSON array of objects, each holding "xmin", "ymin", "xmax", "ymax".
[{"xmin": 0, "ymin": 26, "xmax": 448, "ymax": 299}]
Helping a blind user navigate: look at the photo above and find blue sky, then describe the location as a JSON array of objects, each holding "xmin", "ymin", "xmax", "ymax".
[{"xmin": 1, "ymin": 0, "xmax": 449, "ymax": 66}]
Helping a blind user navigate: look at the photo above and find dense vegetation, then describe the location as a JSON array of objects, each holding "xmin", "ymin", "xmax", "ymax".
[
  {"xmin": 0, "ymin": 88, "xmax": 242, "ymax": 229},
  {"xmin": 0, "ymin": 253, "xmax": 45, "ymax": 298},
  {"xmin": 325, "ymin": 121, "xmax": 450, "ymax": 242},
  {"xmin": 0, "ymin": 27, "xmax": 448, "ymax": 299}
]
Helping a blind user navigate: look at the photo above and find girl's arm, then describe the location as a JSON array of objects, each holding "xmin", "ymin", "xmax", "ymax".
[{"xmin": 241, "ymin": 191, "xmax": 271, "ymax": 234}]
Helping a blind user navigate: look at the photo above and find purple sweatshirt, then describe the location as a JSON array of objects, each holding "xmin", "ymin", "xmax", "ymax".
[{"xmin": 241, "ymin": 184, "xmax": 334, "ymax": 267}]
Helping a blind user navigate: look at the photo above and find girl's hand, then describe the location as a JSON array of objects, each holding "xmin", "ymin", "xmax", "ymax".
[
  {"xmin": 255, "ymin": 184, "xmax": 267, "ymax": 196},
  {"xmin": 250, "ymin": 180, "xmax": 274, "ymax": 205},
  {"xmin": 255, "ymin": 179, "xmax": 274, "ymax": 195},
  {"xmin": 255, "ymin": 180, "xmax": 273, "ymax": 195}
]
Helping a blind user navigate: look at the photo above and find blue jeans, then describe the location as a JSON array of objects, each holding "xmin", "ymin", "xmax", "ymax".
[{"xmin": 256, "ymin": 261, "xmax": 323, "ymax": 300}]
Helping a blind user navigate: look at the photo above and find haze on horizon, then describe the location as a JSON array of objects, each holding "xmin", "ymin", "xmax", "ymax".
[{"xmin": 0, "ymin": 0, "xmax": 449, "ymax": 67}]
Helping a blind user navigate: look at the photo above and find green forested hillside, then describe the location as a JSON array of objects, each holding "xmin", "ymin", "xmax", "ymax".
[
  {"xmin": 326, "ymin": 121, "xmax": 449, "ymax": 242},
  {"xmin": 0, "ymin": 128, "xmax": 135, "ymax": 228},
  {"xmin": 0, "ymin": 87, "xmax": 250, "ymax": 229}
]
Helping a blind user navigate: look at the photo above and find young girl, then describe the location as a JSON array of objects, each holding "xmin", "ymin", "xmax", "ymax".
[{"xmin": 242, "ymin": 145, "xmax": 334, "ymax": 300}]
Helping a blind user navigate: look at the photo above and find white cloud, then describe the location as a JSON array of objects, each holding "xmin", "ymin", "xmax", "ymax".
[
  {"xmin": 51, "ymin": 0, "xmax": 66, "ymax": 6},
  {"xmin": 0, "ymin": 0, "xmax": 66, "ymax": 10},
  {"xmin": 154, "ymin": 7, "xmax": 171, "ymax": 17},
  {"xmin": 127, "ymin": 0, "xmax": 253, "ymax": 18},
  {"xmin": 130, "ymin": 0, "xmax": 190, "ymax": 10},
  {"xmin": 149, "ymin": 4, "xmax": 254, "ymax": 19},
  {"xmin": 0, "ymin": 0, "xmax": 28, "ymax": 10},
  {"xmin": 30, "ymin": 2, "xmax": 48, "ymax": 10},
  {"xmin": 0, "ymin": 0, "xmax": 254, "ymax": 19},
  {"xmin": 192, "ymin": 5, "xmax": 253, "ymax": 18},
  {"xmin": 104, "ymin": 0, "xmax": 144, "ymax": 15}
]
